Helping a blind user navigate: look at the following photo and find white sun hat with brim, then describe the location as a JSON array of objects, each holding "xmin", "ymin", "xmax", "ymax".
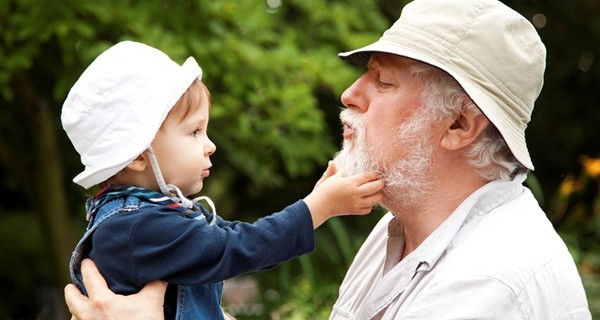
[
  {"xmin": 338, "ymin": 0, "xmax": 546, "ymax": 171},
  {"xmin": 61, "ymin": 41, "xmax": 202, "ymax": 189}
]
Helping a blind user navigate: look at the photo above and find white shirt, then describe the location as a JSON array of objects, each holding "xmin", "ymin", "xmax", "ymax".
[{"xmin": 330, "ymin": 177, "xmax": 591, "ymax": 319}]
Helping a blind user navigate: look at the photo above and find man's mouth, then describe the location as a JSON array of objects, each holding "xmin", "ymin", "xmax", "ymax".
[{"xmin": 342, "ymin": 122, "xmax": 356, "ymax": 140}]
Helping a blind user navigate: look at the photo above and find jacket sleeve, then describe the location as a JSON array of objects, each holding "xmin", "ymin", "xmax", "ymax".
[{"xmin": 91, "ymin": 200, "xmax": 315, "ymax": 291}]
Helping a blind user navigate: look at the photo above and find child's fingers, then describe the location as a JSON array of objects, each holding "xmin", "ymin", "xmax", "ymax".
[
  {"xmin": 323, "ymin": 161, "xmax": 337, "ymax": 178},
  {"xmin": 357, "ymin": 179, "xmax": 385, "ymax": 195},
  {"xmin": 351, "ymin": 171, "xmax": 383, "ymax": 184},
  {"xmin": 345, "ymin": 191, "xmax": 383, "ymax": 215},
  {"xmin": 363, "ymin": 191, "xmax": 384, "ymax": 204},
  {"xmin": 314, "ymin": 161, "xmax": 338, "ymax": 188},
  {"xmin": 352, "ymin": 188, "xmax": 384, "ymax": 214},
  {"xmin": 352, "ymin": 204, "xmax": 377, "ymax": 215}
]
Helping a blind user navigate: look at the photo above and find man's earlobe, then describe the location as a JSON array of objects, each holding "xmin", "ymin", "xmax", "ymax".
[{"xmin": 441, "ymin": 109, "xmax": 488, "ymax": 151}]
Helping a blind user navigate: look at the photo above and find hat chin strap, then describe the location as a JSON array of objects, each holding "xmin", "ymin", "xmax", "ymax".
[{"xmin": 146, "ymin": 147, "xmax": 217, "ymax": 224}]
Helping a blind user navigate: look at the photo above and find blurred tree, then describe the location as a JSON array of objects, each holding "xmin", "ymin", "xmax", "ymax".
[
  {"xmin": 505, "ymin": 0, "xmax": 600, "ymax": 200},
  {"xmin": 0, "ymin": 0, "xmax": 387, "ymax": 318}
]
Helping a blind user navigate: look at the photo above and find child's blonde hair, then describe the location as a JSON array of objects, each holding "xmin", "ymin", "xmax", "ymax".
[{"xmin": 164, "ymin": 79, "xmax": 211, "ymax": 125}]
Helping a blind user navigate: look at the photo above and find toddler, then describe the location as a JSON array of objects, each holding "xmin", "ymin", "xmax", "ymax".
[{"xmin": 62, "ymin": 41, "xmax": 384, "ymax": 320}]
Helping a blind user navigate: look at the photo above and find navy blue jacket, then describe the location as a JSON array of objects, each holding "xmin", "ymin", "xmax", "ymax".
[{"xmin": 70, "ymin": 191, "xmax": 315, "ymax": 319}]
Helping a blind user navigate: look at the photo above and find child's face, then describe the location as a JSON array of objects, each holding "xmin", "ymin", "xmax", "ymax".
[{"xmin": 150, "ymin": 99, "xmax": 216, "ymax": 197}]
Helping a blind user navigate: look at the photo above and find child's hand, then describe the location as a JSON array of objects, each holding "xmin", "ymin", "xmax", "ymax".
[
  {"xmin": 304, "ymin": 161, "xmax": 385, "ymax": 228},
  {"xmin": 313, "ymin": 160, "xmax": 337, "ymax": 189}
]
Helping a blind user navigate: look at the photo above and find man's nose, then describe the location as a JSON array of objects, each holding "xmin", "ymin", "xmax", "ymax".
[{"xmin": 340, "ymin": 76, "xmax": 368, "ymax": 112}]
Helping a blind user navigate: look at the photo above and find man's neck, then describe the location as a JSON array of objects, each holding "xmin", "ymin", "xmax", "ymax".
[{"xmin": 384, "ymin": 169, "xmax": 488, "ymax": 259}]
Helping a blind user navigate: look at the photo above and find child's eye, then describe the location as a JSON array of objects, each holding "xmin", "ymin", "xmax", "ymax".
[{"xmin": 192, "ymin": 129, "xmax": 202, "ymax": 137}]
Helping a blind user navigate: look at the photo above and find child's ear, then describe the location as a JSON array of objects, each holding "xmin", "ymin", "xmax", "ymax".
[
  {"xmin": 125, "ymin": 153, "xmax": 149, "ymax": 172},
  {"xmin": 440, "ymin": 107, "xmax": 489, "ymax": 151}
]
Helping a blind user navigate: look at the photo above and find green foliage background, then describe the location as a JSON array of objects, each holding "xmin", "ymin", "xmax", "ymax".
[{"xmin": 0, "ymin": 0, "xmax": 598, "ymax": 319}]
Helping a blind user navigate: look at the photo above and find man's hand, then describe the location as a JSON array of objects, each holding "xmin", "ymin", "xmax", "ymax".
[{"xmin": 64, "ymin": 259, "xmax": 167, "ymax": 320}]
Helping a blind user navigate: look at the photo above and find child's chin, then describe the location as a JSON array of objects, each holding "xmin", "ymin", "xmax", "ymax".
[{"xmin": 189, "ymin": 184, "xmax": 204, "ymax": 196}]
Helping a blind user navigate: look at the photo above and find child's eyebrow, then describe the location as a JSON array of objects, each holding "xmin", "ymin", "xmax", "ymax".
[{"xmin": 191, "ymin": 116, "xmax": 208, "ymax": 127}]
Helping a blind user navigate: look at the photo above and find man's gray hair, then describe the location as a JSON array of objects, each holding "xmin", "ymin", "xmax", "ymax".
[{"xmin": 409, "ymin": 61, "xmax": 528, "ymax": 181}]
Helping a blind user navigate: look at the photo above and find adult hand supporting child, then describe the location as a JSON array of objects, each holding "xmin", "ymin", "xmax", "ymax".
[{"xmin": 64, "ymin": 259, "xmax": 167, "ymax": 320}]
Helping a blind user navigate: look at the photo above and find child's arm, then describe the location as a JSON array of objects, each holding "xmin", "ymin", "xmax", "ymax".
[{"xmin": 304, "ymin": 161, "xmax": 384, "ymax": 229}]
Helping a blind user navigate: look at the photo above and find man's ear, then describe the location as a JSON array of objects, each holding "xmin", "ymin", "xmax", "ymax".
[
  {"xmin": 125, "ymin": 153, "xmax": 149, "ymax": 172},
  {"xmin": 440, "ymin": 107, "xmax": 489, "ymax": 151}
]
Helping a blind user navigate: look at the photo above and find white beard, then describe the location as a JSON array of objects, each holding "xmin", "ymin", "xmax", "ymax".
[
  {"xmin": 333, "ymin": 110, "xmax": 377, "ymax": 177},
  {"xmin": 333, "ymin": 108, "xmax": 435, "ymax": 210}
]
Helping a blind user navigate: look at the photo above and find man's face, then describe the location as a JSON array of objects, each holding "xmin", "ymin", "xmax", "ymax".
[{"xmin": 334, "ymin": 53, "xmax": 437, "ymax": 206}]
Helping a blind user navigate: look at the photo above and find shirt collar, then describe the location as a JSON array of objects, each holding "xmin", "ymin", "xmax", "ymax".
[{"xmin": 395, "ymin": 175, "xmax": 527, "ymax": 272}]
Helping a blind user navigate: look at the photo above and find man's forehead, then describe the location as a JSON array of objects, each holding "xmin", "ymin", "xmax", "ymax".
[{"xmin": 368, "ymin": 53, "xmax": 420, "ymax": 70}]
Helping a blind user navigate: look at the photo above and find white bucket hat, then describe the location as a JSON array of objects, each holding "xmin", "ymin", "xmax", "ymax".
[
  {"xmin": 339, "ymin": 0, "xmax": 546, "ymax": 170},
  {"xmin": 62, "ymin": 41, "xmax": 202, "ymax": 188}
]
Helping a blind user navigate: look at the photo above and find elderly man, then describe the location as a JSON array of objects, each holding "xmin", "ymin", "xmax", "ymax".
[
  {"xmin": 64, "ymin": 0, "xmax": 591, "ymax": 319},
  {"xmin": 329, "ymin": 0, "xmax": 590, "ymax": 318}
]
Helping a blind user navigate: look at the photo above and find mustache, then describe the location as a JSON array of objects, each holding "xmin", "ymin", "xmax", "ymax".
[
  {"xmin": 339, "ymin": 109, "xmax": 364, "ymax": 132},
  {"xmin": 334, "ymin": 109, "xmax": 372, "ymax": 177}
]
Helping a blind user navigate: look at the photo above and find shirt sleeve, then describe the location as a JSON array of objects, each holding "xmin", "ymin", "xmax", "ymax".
[{"xmin": 90, "ymin": 200, "xmax": 315, "ymax": 292}]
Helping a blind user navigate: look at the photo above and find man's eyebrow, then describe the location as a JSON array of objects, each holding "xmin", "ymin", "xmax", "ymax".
[{"xmin": 367, "ymin": 57, "xmax": 387, "ymax": 72}]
